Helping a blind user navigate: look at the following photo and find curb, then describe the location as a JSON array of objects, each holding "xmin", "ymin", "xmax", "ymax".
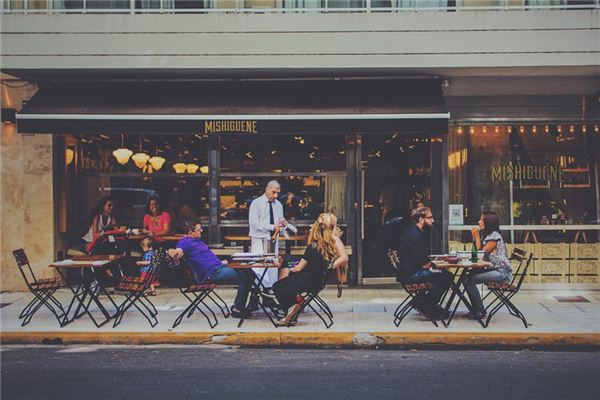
[{"xmin": 2, "ymin": 331, "xmax": 600, "ymax": 349}]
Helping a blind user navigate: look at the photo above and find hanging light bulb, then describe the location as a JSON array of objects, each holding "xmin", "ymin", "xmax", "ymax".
[
  {"xmin": 199, "ymin": 165, "xmax": 209, "ymax": 174},
  {"xmin": 65, "ymin": 148, "xmax": 74, "ymax": 165},
  {"xmin": 131, "ymin": 137, "xmax": 149, "ymax": 169},
  {"xmin": 173, "ymin": 163, "xmax": 187, "ymax": 174},
  {"xmin": 186, "ymin": 163, "xmax": 199, "ymax": 173},
  {"xmin": 113, "ymin": 133, "xmax": 133, "ymax": 165},
  {"xmin": 132, "ymin": 152, "xmax": 150, "ymax": 169},
  {"xmin": 149, "ymin": 155, "xmax": 166, "ymax": 171}
]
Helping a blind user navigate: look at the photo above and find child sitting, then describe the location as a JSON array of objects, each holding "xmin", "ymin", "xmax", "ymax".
[{"xmin": 138, "ymin": 237, "xmax": 157, "ymax": 296}]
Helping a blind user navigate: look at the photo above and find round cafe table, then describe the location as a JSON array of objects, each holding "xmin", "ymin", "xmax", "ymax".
[{"xmin": 430, "ymin": 258, "xmax": 491, "ymax": 328}]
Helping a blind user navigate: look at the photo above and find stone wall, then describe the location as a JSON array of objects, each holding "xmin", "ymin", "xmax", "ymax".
[{"xmin": 0, "ymin": 123, "xmax": 55, "ymax": 291}]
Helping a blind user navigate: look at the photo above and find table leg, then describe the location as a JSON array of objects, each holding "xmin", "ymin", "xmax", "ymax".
[
  {"xmin": 233, "ymin": 268, "xmax": 279, "ymax": 328},
  {"xmin": 442, "ymin": 269, "xmax": 485, "ymax": 328}
]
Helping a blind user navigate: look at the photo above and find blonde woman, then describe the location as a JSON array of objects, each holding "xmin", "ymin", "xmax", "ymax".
[{"xmin": 273, "ymin": 213, "xmax": 348, "ymax": 326}]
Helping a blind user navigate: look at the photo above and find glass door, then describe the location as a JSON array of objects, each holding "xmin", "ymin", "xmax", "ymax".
[{"xmin": 360, "ymin": 134, "xmax": 432, "ymax": 278}]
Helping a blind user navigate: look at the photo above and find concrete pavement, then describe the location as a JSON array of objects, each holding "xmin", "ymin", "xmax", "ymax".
[{"xmin": 2, "ymin": 285, "xmax": 600, "ymax": 348}]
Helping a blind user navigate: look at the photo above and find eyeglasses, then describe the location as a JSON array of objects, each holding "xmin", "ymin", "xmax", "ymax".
[{"xmin": 424, "ymin": 216, "xmax": 434, "ymax": 219}]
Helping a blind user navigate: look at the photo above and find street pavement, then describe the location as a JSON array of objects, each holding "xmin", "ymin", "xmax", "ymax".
[
  {"xmin": 1, "ymin": 285, "xmax": 600, "ymax": 348},
  {"xmin": 2, "ymin": 345, "xmax": 600, "ymax": 400}
]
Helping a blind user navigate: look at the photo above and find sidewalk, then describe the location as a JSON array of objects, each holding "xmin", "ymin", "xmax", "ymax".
[{"xmin": 2, "ymin": 285, "xmax": 600, "ymax": 348}]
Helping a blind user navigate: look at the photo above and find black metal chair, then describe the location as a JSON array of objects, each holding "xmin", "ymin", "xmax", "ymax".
[
  {"xmin": 112, "ymin": 248, "xmax": 169, "ymax": 328},
  {"xmin": 387, "ymin": 249, "xmax": 438, "ymax": 327},
  {"xmin": 12, "ymin": 249, "xmax": 67, "ymax": 327},
  {"xmin": 482, "ymin": 248, "xmax": 533, "ymax": 328},
  {"xmin": 172, "ymin": 265, "xmax": 231, "ymax": 329},
  {"xmin": 282, "ymin": 265, "xmax": 334, "ymax": 329}
]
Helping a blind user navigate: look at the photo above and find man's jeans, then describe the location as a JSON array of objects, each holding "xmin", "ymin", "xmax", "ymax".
[
  {"xmin": 208, "ymin": 264, "xmax": 253, "ymax": 310},
  {"xmin": 465, "ymin": 268, "xmax": 512, "ymax": 313},
  {"xmin": 408, "ymin": 268, "xmax": 454, "ymax": 306}
]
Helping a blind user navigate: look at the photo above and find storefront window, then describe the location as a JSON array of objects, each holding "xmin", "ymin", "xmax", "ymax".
[
  {"xmin": 75, "ymin": 134, "xmax": 209, "ymax": 232},
  {"xmin": 219, "ymin": 134, "xmax": 347, "ymax": 239},
  {"xmin": 449, "ymin": 123, "xmax": 599, "ymax": 243}
]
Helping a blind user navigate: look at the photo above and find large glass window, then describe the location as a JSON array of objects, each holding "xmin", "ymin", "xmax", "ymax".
[
  {"xmin": 75, "ymin": 133, "xmax": 209, "ymax": 233},
  {"xmin": 448, "ymin": 123, "xmax": 599, "ymax": 243},
  {"xmin": 218, "ymin": 134, "xmax": 347, "ymax": 240}
]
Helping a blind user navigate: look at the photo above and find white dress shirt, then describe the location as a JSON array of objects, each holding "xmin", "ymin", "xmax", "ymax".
[
  {"xmin": 249, "ymin": 193, "xmax": 284, "ymax": 288},
  {"xmin": 248, "ymin": 193, "xmax": 284, "ymax": 239}
]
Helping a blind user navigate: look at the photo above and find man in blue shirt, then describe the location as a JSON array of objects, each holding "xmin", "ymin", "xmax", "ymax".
[{"xmin": 168, "ymin": 220, "xmax": 252, "ymax": 318}]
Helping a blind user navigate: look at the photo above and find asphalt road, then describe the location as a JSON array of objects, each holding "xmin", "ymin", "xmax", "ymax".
[{"xmin": 1, "ymin": 345, "xmax": 599, "ymax": 400}]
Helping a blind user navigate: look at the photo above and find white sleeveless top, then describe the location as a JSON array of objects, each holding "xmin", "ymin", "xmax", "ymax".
[{"xmin": 82, "ymin": 214, "xmax": 113, "ymax": 243}]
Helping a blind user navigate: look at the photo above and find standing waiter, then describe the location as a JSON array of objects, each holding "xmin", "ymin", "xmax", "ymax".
[{"xmin": 248, "ymin": 180, "xmax": 286, "ymax": 289}]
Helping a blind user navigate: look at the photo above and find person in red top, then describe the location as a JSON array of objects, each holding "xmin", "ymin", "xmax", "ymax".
[{"xmin": 142, "ymin": 196, "xmax": 172, "ymax": 243}]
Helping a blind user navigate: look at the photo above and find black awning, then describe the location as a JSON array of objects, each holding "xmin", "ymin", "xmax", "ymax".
[{"xmin": 17, "ymin": 79, "xmax": 449, "ymax": 135}]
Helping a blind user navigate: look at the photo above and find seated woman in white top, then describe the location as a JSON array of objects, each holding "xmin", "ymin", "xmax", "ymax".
[
  {"xmin": 464, "ymin": 211, "xmax": 513, "ymax": 320},
  {"xmin": 80, "ymin": 196, "xmax": 122, "ymax": 254}
]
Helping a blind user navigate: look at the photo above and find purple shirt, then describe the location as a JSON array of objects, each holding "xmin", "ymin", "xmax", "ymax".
[{"xmin": 177, "ymin": 237, "xmax": 222, "ymax": 283}]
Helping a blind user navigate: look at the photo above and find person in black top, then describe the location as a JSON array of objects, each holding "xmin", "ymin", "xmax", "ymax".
[
  {"xmin": 397, "ymin": 206, "xmax": 453, "ymax": 320},
  {"xmin": 273, "ymin": 213, "xmax": 348, "ymax": 326}
]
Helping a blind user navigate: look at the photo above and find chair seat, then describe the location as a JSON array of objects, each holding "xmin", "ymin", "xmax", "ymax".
[
  {"xmin": 184, "ymin": 283, "xmax": 217, "ymax": 293},
  {"xmin": 486, "ymin": 282, "xmax": 516, "ymax": 291},
  {"xmin": 405, "ymin": 282, "xmax": 433, "ymax": 292},
  {"xmin": 115, "ymin": 281, "xmax": 146, "ymax": 293},
  {"xmin": 31, "ymin": 278, "xmax": 63, "ymax": 290},
  {"xmin": 119, "ymin": 276, "xmax": 145, "ymax": 284}
]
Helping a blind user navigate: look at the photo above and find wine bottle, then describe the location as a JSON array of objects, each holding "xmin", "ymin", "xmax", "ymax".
[{"xmin": 471, "ymin": 240, "xmax": 478, "ymax": 263}]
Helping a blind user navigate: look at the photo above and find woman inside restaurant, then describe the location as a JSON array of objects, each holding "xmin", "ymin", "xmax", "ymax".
[
  {"xmin": 465, "ymin": 211, "xmax": 513, "ymax": 320},
  {"xmin": 142, "ymin": 196, "xmax": 172, "ymax": 242},
  {"xmin": 80, "ymin": 196, "xmax": 121, "ymax": 254},
  {"xmin": 273, "ymin": 212, "xmax": 348, "ymax": 326}
]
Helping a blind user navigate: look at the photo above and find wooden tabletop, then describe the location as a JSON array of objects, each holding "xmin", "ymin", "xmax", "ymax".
[
  {"xmin": 431, "ymin": 260, "xmax": 491, "ymax": 269},
  {"xmin": 49, "ymin": 254, "xmax": 125, "ymax": 269},
  {"xmin": 127, "ymin": 234, "xmax": 185, "ymax": 241},
  {"xmin": 224, "ymin": 235, "xmax": 306, "ymax": 242},
  {"xmin": 228, "ymin": 262, "xmax": 281, "ymax": 269}
]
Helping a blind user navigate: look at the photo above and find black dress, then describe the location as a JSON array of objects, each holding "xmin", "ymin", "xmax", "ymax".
[{"xmin": 273, "ymin": 244, "xmax": 328, "ymax": 313}]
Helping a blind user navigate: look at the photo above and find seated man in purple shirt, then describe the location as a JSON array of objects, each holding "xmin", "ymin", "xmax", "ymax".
[{"xmin": 168, "ymin": 220, "xmax": 252, "ymax": 318}]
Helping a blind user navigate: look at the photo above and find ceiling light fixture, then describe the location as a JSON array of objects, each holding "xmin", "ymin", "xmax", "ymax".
[
  {"xmin": 112, "ymin": 133, "xmax": 133, "ymax": 165},
  {"xmin": 131, "ymin": 137, "xmax": 149, "ymax": 169}
]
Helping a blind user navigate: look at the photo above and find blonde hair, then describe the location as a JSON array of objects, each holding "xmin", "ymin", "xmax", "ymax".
[
  {"xmin": 307, "ymin": 213, "xmax": 340, "ymax": 261},
  {"xmin": 141, "ymin": 237, "xmax": 153, "ymax": 250}
]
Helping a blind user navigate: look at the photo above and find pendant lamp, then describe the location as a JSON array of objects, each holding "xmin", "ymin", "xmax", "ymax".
[
  {"xmin": 132, "ymin": 137, "xmax": 150, "ymax": 169},
  {"xmin": 113, "ymin": 134, "xmax": 133, "ymax": 165}
]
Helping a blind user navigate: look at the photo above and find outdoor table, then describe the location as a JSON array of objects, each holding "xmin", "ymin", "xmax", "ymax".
[
  {"xmin": 429, "ymin": 259, "xmax": 491, "ymax": 328},
  {"xmin": 228, "ymin": 261, "xmax": 282, "ymax": 328},
  {"xmin": 224, "ymin": 235, "xmax": 306, "ymax": 254},
  {"xmin": 49, "ymin": 255, "xmax": 124, "ymax": 327}
]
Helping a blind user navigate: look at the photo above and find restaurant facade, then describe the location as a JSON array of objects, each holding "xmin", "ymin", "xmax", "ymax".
[{"xmin": 1, "ymin": 5, "xmax": 599, "ymax": 291}]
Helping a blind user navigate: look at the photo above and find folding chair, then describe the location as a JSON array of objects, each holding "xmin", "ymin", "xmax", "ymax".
[
  {"xmin": 387, "ymin": 249, "xmax": 438, "ymax": 327},
  {"xmin": 112, "ymin": 248, "xmax": 169, "ymax": 328},
  {"xmin": 12, "ymin": 249, "xmax": 67, "ymax": 327},
  {"xmin": 172, "ymin": 266, "xmax": 231, "ymax": 329},
  {"xmin": 283, "ymin": 264, "xmax": 335, "ymax": 329},
  {"xmin": 482, "ymin": 248, "xmax": 533, "ymax": 328}
]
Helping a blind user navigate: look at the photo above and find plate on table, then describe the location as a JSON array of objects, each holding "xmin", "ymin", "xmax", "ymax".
[{"xmin": 444, "ymin": 256, "xmax": 460, "ymax": 263}]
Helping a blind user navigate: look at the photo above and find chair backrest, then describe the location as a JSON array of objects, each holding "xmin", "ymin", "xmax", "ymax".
[
  {"xmin": 386, "ymin": 249, "xmax": 410, "ymax": 287},
  {"xmin": 142, "ymin": 247, "xmax": 173, "ymax": 290},
  {"xmin": 12, "ymin": 248, "xmax": 37, "ymax": 288},
  {"xmin": 513, "ymin": 253, "xmax": 534, "ymax": 291},
  {"xmin": 508, "ymin": 247, "xmax": 528, "ymax": 285}
]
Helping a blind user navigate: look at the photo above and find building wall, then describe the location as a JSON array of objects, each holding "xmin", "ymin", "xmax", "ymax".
[
  {"xmin": 0, "ymin": 123, "xmax": 55, "ymax": 291},
  {"xmin": 1, "ymin": 10, "xmax": 598, "ymax": 72}
]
